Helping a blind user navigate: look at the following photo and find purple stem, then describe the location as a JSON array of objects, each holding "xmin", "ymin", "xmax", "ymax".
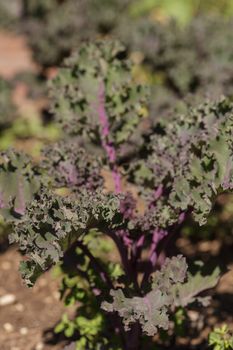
[
  {"xmin": 178, "ymin": 212, "xmax": 186, "ymax": 224},
  {"xmin": 98, "ymin": 82, "xmax": 121, "ymax": 193},
  {"xmin": 148, "ymin": 229, "xmax": 168, "ymax": 267},
  {"xmin": 136, "ymin": 235, "xmax": 145, "ymax": 248},
  {"xmin": 149, "ymin": 184, "xmax": 163, "ymax": 209}
]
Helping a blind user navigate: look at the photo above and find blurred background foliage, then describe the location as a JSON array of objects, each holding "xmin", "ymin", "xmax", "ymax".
[{"xmin": 129, "ymin": 0, "xmax": 233, "ymax": 24}]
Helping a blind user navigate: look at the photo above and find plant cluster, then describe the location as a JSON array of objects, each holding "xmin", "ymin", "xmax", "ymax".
[
  {"xmin": 20, "ymin": 1, "xmax": 233, "ymax": 83},
  {"xmin": 22, "ymin": 0, "xmax": 130, "ymax": 68},
  {"xmin": 120, "ymin": 15, "xmax": 233, "ymax": 119},
  {"xmin": 1, "ymin": 41, "xmax": 233, "ymax": 349},
  {"xmin": 209, "ymin": 325, "xmax": 233, "ymax": 350},
  {"xmin": 0, "ymin": 0, "xmax": 22, "ymax": 29},
  {"xmin": 128, "ymin": 0, "xmax": 233, "ymax": 23}
]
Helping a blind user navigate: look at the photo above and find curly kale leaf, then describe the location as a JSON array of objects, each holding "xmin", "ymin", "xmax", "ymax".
[
  {"xmin": 9, "ymin": 188, "xmax": 125, "ymax": 286},
  {"xmin": 49, "ymin": 40, "xmax": 148, "ymax": 147},
  {"xmin": 130, "ymin": 98, "xmax": 233, "ymax": 226},
  {"xmin": 42, "ymin": 139, "xmax": 103, "ymax": 192},
  {"xmin": 102, "ymin": 256, "xmax": 220, "ymax": 336},
  {"xmin": 168, "ymin": 98, "xmax": 233, "ymax": 224},
  {"xmin": 0, "ymin": 150, "xmax": 42, "ymax": 220}
]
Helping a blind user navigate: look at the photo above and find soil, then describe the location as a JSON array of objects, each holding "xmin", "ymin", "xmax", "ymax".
[
  {"xmin": 0, "ymin": 31, "xmax": 37, "ymax": 79},
  {"xmin": 0, "ymin": 247, "xmax": 68, "ymax": 350},
  {"xmin": 175, "ymin": 235, "xmax": 233, "ymax": 349}
]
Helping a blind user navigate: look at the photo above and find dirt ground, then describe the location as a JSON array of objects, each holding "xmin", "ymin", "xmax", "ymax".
[
  {"xmin": 0, "ymin": 247, "xmax": 68, "ymax": 350},
  {"xmin": 0, "ymin": 31, "xmax": 37, "ymax": 79},
  {"xmin": 176, "ymin": 236, "xmax": 233, "ymax": 348}
]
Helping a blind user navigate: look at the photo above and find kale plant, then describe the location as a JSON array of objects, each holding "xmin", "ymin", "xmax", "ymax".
[{"xmin": 1, "ymin": 41, "xmax": 233, "ymax": 349}]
